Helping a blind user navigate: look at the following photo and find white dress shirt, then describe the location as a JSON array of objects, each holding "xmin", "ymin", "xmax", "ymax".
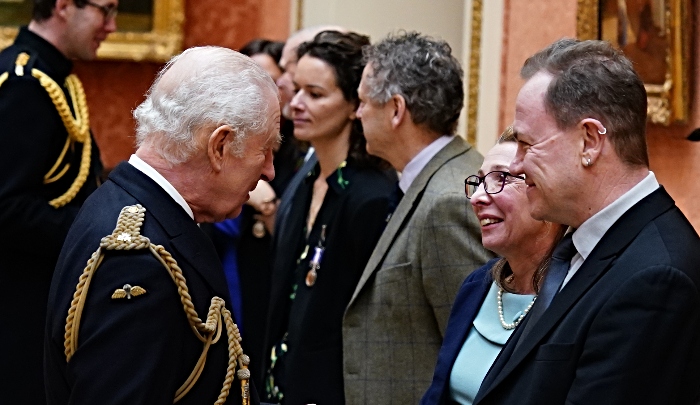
[
  {"xmin": 398, "ymin": 135, "xmax": 455, "ymax": 193},
  {"xmin": 563, "ymin": 171, "xmax": 660, "ymax": 287},
  {"xmin": 128, "ymin": 154, "xmax": 195, "ymax": 220}
]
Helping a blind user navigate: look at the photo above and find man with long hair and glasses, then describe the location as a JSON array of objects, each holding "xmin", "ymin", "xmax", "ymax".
[{"xmin": 0, "ymin": 0, "xmax": 116, "ymax": 402}]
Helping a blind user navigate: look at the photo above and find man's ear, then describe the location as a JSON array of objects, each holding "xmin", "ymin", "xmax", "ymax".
[
  {"xmin": 54, "ymin": 0, "xmax": 71, "ymax": 18},
  {"xmin": 579, "ymin": 118, "xmax": 605, "ymax": 166},
  {"xmin": 390, "ymin": 94, "xmax": 406, "ymax": 130},
  {"xmin": 207, "ymin": 125, "xmax": 233, "ymax": 172}
]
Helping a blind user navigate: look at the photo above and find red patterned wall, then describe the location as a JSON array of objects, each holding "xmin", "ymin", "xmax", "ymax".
[{"xmin": 76, "ymin": 0, "xmax": 290, "ymax": 170}]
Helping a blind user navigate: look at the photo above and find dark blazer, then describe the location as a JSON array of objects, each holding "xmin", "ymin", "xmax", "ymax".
[
  {"xmin": 45, "ymin": 163, "xmax": 258, "ymax": 405},
  {"xmin": 273, "ymin": 152, "xmax": 318, "ymax": 249},
  {"xmin": 343, "ymin": 137, "xmax": 493, "ymax": 404},
  {"xmin": 474, "ymin": 187, "xmax": 700, "ymax": 405},
  {"xmin": 0, "ymin": 27, "xmax": 101, "ymax": 404},
  {"xmin": 264, "ymin": 158, "xmax": 396, "ymax": 404},
  {"xmin": 421, "ymin": 259, "xmax": 498, "ymax": 405}
]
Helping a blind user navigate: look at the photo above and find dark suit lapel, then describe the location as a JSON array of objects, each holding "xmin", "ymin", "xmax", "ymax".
[
  {"xmin": 349, "ymin": 137, "xmax": 470, "ymax": 304},
  {"xmin": 476, "ymin": 187, "xmax": 676, "ymax": 402},
  {"xmin": 108, "ymin": 163, "xmax": 230, "ymax": 301},
  {"xmin": 275, "ymin": 153, "xmax": 317, "ymax": 242}
]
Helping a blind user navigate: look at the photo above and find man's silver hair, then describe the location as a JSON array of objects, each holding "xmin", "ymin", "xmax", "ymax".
[
  {"xmin": 363, "ymin": 31, "xmax": 464, "ymax": 135},
  {"xmin": 133, "ymin": 46, "xmax": 279, "ymax": 165}
]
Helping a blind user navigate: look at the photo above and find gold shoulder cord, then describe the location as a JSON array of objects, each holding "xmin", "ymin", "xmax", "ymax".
[
  {"xmin": 3, "ymin": 53, "xmax": 93, "ymax": 209},
  {"xmin": 63, "ymin": 205, "xmax": 252, "ymax": 405}
]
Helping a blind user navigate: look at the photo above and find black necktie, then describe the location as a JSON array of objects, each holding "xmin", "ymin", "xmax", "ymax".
[
  {"xmin": 386, "ymin": 182, "xmax": 404, "ymax": 221},
  {"xmin": 516, "ymin": 231, "xmax": 577, "ymax": 343}
]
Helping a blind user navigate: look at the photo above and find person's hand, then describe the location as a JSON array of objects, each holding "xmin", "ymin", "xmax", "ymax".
[
  {"xmin": 248, "ymin": 180, "xmax": 276, "ymax": 213},
  {"xmin": 247, "ymin": 180, "xmax": 278, "ymax": 235}
]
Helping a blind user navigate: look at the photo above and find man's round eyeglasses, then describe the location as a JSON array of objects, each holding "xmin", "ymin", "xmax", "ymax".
[
  {"xmin": 85, "ymin": 1, "xmax": 118, "ymax": 20},
  {"xmin": 464, "ymin": 171, "xmax": 525, "ymax": 199}
]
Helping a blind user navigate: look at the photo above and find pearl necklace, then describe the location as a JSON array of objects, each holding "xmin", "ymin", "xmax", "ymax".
[{"xmin": 497, "ymin": 287, "xmax": 536, "ymax": 330}]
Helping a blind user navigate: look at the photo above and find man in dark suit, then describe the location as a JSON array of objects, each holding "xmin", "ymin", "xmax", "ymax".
[
  {"xmin": 45, "ymin": 46, "xmax": 280, "ymax": 405},
  {"xmin": 474, "ymin": 38, "xmax": 700, "ymax": 405},
  {"xmin": 342, "ymin": 32, "xmax": 493, "ymax": 404},
  {"xmin": 0, "ymin": 1, "xmax": 115, "ymax": 402}
]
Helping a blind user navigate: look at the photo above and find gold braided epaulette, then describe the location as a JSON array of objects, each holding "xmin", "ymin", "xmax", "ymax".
[
  {"xmin": 63, "ymin": 204, "xmax": 251, "ymax": 405},
  {"xmin": 99, "ymin": 205, "xmax": 150, "ymax": 250}
]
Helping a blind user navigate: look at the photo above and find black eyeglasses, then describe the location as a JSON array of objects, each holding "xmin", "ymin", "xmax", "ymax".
[
  {"xmin": 464, "ymin": 170, "xmax": 525, "ymax": 199},
  {"xmin": 84, "ymin": 1, "xmax": 118, "ymax": 20}
]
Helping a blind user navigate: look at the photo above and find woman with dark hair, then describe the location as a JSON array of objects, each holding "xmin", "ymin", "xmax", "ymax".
[
  {"xmin": 421, "ymin": 127, "xmax": 565, "ymax": 405},
  {"xmin": 263, "ymin": 30, "xmax": 396, "ymax": 404}
]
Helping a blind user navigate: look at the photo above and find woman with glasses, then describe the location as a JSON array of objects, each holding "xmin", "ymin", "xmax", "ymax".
[{"xmin": 421, "ymin": 127, "xmax": 565, "ymax": 405}]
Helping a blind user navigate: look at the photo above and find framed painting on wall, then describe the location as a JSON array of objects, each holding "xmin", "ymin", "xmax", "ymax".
[
  {"xmin": 0, "ymin": 0, "xmax": 184, "ymax": 62},
  {"xmin": 577, "ymin": 0, "xmax": 690, "ymax": 125}
]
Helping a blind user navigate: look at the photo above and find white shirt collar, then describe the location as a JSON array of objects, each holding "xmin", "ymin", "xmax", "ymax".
[
  {"xmin": 398, "ymin": 135, "xmax": 455, "ymax": 193},
  {"xmin": 128, "ymin": 154, "xmax": 195, "ymax": 220},
  {"xmin": 562, "ymin": 171, "xmax": 659, "ymax": 286}
]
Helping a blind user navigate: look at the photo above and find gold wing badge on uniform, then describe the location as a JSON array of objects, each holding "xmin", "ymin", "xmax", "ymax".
[{"xmin": 111, "ymin": 284, "xmax": 147, "ymax": 300}]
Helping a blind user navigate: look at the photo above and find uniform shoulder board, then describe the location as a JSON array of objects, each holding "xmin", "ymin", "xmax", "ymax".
[{"xmin": 0, "ymin": 50, "xmax": 38, "ymax": 87}]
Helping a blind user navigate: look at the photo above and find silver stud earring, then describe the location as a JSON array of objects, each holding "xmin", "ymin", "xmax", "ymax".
[
  {"xmin": 585, "ymin": 157, "xmax": 592, "ymax": 167},
  {"xmin": 598, "ymin": 127, "xmax": 607, "ymax": 135}
]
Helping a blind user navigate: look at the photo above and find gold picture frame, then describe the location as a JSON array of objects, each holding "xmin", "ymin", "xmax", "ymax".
[
  {"xmin": 0, "ymin": 0, "xmax": 184, "ymax": 62},
  {"xmin": 577, "ymin": 0, "xmax": 690, "ymax": 125}
]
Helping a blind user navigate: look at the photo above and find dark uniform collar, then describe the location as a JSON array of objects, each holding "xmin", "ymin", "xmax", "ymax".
[{"xmin": 15, "ymin": 26, "xmax": 73, "ymax": 80}]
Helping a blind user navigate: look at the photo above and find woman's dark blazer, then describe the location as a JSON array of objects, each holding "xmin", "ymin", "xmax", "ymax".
[
  {"xmin": 421, "ymin": 257, "xmax": 500, "ymax": 405},
  {"xmin": 264, "ymin": 158, "xmax": 396, "ymax": 405}
]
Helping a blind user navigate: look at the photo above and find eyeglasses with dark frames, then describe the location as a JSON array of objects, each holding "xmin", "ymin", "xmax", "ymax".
[
  {"xmin": 464, "ymin": 170, "xmax": 525, "ymax": 199},
  {"xmin": 84, "ymin": 1, "xmax": 118, "ymax": 20}
]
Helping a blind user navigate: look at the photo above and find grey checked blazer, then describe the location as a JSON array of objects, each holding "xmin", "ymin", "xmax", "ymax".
[{"xmin": 342, "ymin": 137, "xmax": 494, "ymax": 405}]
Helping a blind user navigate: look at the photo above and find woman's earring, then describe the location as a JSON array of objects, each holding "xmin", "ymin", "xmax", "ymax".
[
  {"xmin": 585, "ymin": 157, "xmax": 592, "ymax": 167},
  {"xmin": 598, "ymin": 127, "xmax": 607, "ymax": 135}
]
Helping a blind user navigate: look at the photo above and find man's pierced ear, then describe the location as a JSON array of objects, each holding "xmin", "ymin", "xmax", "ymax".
[{"xmin": 581, "ymin": 118, "xmax": 606, "ymax": 137}]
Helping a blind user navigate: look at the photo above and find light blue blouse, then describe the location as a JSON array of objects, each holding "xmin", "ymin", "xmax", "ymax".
[{"xmin": 448, "ymin": 281, "xmax": 536, "ymax": 405}]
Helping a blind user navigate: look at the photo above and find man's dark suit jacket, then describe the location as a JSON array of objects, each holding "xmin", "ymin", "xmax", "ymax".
[
  {"xmin": 421, "ymin": 259, "xmax": 497, "ymax": 405},
  {"xmin": 474, "ymin": 187, "xmax": 700, "ymax": 405},
  {"xmin": 45, "ymin": 163, "xmax": 258, "ymax": 405}
]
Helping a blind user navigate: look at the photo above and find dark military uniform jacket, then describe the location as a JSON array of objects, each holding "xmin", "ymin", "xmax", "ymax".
[
  {"xmin": 0, "ymin": 26, "xmax": 102, "ymax": 404},
  {"xmin": 45, "ymin": 163, "xmax": 259, "ymax": 405}
]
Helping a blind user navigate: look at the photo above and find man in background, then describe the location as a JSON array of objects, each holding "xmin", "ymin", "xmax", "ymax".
[
  {"xmin": 0, "ymin": 0, "xmax": 115, "ymax": 402},
  {"xmin": 343, "ymin": 32, "xmax": 492, "ymax": 404}
]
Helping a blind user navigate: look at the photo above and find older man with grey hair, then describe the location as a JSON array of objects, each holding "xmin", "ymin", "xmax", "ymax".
[
  {"xmin": 45, "ymin": 46, "xmax": 280, "ymax": 405},
  {"xmin": 342, "ymin": 32, "xmax": 493, "ymax": 404}
]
